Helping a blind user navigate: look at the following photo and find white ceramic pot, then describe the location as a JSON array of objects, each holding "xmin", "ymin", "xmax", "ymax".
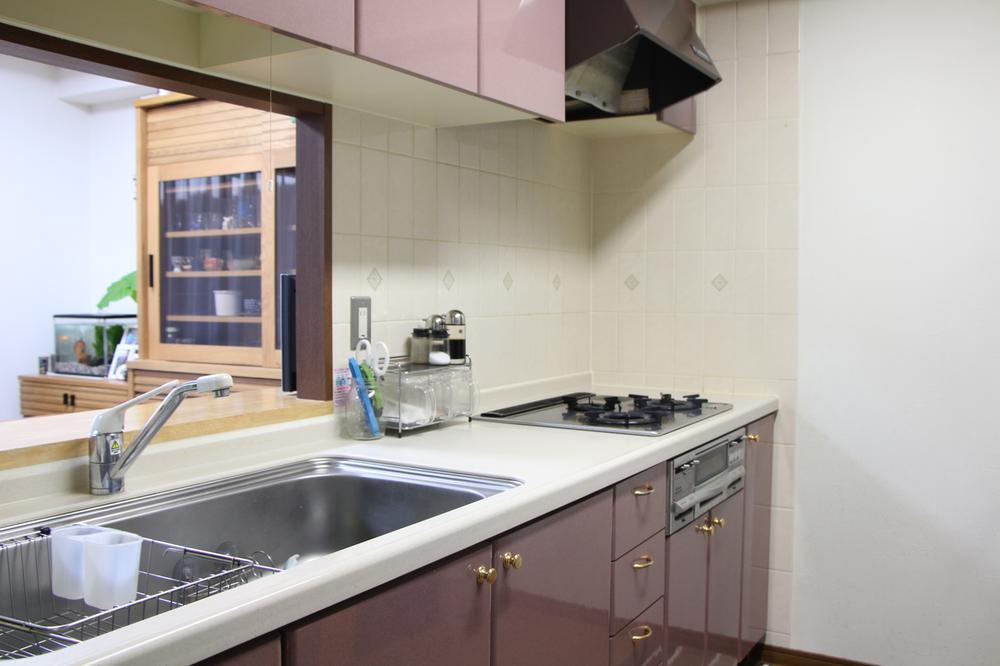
[{"xmin": 213, "ymin": 290, "xmax": 242, "ymax": 316}]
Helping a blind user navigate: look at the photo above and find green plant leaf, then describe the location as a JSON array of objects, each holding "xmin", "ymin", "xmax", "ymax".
[{"xmin": 97, "ymin": 271, "xmax": 137, "ymax": 310}]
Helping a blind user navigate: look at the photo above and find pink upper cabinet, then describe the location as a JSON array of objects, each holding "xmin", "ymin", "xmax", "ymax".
[
  {"xmin": 479, "ymin": 0, "xmax": 565, "ymax": 121},
  {"xmin": 194, "ymin": 0, "xmax": 355, "ymax": 52},
  {"xmin": 356, "ymin": 0, "xmax": 479, "ymax": 93}
]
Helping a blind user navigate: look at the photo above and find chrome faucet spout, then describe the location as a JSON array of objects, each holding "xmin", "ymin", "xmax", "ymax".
[{"xmin": 88, "ymin": 374, "xmax": 233, "ymax": 495}]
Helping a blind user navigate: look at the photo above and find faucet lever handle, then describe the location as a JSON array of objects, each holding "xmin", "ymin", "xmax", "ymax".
[{"xmin": 90, "ymin": 380, "xmax": 181, "ymax": 436}]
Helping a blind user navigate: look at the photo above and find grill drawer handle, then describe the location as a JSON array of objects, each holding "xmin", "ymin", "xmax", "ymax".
[
  {"xmin": 632, "ymin": 555, "xmax": 654, "ymax": 570},
  {"xmin": 632, "ymin": 483, "xmax": 655, "ymax": 497}
]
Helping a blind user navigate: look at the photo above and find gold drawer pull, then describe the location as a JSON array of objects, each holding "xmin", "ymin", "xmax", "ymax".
[
  {"xmin": 632, "ymin": 555, "xmax": 654, "ymax": 570},
  {"xmin": 695, "ymin": 524, "xmax": 714, "ymax": 535},
  {"xmin": 632, "ymin": 483, "xmax": 655, "ymax": 497},
  {"xmin": 630, "ymin": 624, "xmax": 654, "ymax": 642},
  {"xmin": 501, "ymin": 551, "xmax": 524, "ymax": 570},
  {"xmin": 711, "ymin": 517, "xmax": 726, "ymax": 528},
  {"xmin": 474, "ymin": 565, "xmax": 497, "ymax": 585},
  {"xmin": 747, "ymin": 434, "xmax": 760, "ymax": 442}
]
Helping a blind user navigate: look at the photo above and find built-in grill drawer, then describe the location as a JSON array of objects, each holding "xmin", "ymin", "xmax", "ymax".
[
  {"xmin": 610, "ymin": 598, "xmax": 664, "ymax": 666},
  {"xmin": 611, "ymin": 530, "xmax": 665, "ymax": 635},
  {"xmin": 613, "ymin": 463, "xmax": 668, "ymax": 559}
]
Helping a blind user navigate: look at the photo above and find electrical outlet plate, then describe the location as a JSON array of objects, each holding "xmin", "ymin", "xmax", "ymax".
[{"xmin": 350, "ymin": 296, "xmax": 371, "ymax": 349}]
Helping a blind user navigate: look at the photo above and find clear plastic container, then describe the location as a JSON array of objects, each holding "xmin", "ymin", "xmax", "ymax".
[
  {"xmin": 83, "ymin": 530, "xmax": 142, "ymax": 610},
  {"xmin": 344, "ymin": 371, "xmax": 385, "ymax": 440},
  {"xmin": 50, "ymin": 525, "xmax": 112, "ymax": 600},
  {"xmin": 382, "ymin": 362, "xmax": 476, "ymax": 434}
]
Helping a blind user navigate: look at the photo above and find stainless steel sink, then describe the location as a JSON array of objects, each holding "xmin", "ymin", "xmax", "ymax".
[
  {"xmin": 7, "ymin": 457, "xmax": 520, "ymax": 566},
  {"xmin": 0, "ymin": 458, "xmax": 519, "ymax": 659}
]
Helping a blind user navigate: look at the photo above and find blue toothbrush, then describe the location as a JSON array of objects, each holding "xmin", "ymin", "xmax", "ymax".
[{"xmin": 348, "ymin": 357, "xmax": 381, "ymax": 437}]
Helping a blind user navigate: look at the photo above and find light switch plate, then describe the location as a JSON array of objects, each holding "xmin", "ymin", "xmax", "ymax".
[{"xmin": 350, "ymin": 296, "xmax": 371, "ymax": 349}]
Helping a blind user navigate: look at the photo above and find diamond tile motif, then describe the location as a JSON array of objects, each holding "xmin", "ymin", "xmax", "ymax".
[
  {"xmin": 712, "ymin": 273, "xmax": 729, "ymax": 291},
  {"xmin": 442, "ymin": 269, "xmax": 455, "ymax": 291},
  {"xmin": 367, "ymin": 268, "xmax": 383, "ymax": 291},
  {"xmin": 552, "ymin": 274, "xmax": 562, "ymax": 291},
  {"xmin": 503, "ymin": 272, "xmax": 514, "ymax": 291},
  {"xmin": 624, "ymin": 273, "xmax": 640, "ymax": 291}
]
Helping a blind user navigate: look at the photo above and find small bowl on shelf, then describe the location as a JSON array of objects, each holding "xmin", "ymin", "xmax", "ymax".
[{"xmin": 228, "ymin": 258, "xmax": 258, "ymax": 270}]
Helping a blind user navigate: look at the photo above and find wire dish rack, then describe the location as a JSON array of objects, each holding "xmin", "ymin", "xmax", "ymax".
[{"xmin": 0, "ymin": 529, "xmax": 279, "ymax": 660}]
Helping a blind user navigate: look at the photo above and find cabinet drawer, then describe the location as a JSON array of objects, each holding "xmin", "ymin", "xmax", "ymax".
[
  {"xmin": 610, "ymin": 598, "xmax": 663, "ymax": 666},
  {"xmin": 612, "ymin": 530, "xmax": 665, "ymax": 635},
  {"xmin": 613, "ymin": 464, "xmax": 667, "ymax": 559}
]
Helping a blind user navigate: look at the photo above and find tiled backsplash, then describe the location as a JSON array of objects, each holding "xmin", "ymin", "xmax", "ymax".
[
  {"xmin": 588, "ymin": 0, "xmax": 799, "ymax": 646},
  {"xmin": 330, "ymin": 110, "xmax": 592, "ymax": 390}
]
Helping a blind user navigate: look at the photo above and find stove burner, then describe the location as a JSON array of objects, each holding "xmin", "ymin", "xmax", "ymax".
[
  {"xmin": 583, "ymin": 409, "xmax": 661, "ymax": 428},
  {"xmin": 562, "ymin": 395, "xmax": 605, "ymax": 412}
]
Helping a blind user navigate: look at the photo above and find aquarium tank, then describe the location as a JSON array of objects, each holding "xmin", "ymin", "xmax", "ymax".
[{"xmin": 52, "ymin": 314, "xmax": 136, "ymax": 377}]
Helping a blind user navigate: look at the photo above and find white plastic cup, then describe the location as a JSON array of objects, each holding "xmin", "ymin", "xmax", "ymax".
[
  {"xmin": 51, "ymin": 525, "xmax": 111, "ymax": 599},
  {"xmin": 83, "ymin": 531, "xmax": 143, "ymax": 610},
  {"xmin": 213, "ymin": 290, "xmax": 241, "ymax": 316}
]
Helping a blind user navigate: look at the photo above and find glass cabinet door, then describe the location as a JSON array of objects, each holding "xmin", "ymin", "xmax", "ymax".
[
  {"xmin": 147, "ymin": 156, "xmax": 269, "ymax": 365},
  {"xmin": 274, "ymin": 166, "xmax": 296, "ymax": 355}
]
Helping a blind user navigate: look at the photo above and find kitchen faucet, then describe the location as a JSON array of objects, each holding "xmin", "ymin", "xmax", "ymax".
[{"xmin": 88, "ymin": 374, "xmax": 233, "ymax": 495}]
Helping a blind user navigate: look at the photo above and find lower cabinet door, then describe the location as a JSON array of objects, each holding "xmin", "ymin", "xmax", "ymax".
[
  {"xmin": 665, "ymin": 520, "xmax": 707, "ymax": 666},
  {"xmin": 611, "ymin": 598, "xmax": 664, "ymax": 666},
  {"xmin": 198, "ymin": 633, "xmax": 281, "ymax": 666},
  {"xmin": 706, "ymin": 493, "xmax": 745, "ymax": 666},
  {"xmin": 491, "ymin": 490, "xmax": 613, "ymax": 666},
  {"xmin": 282, "ymin": 545, "xmax": 493, "ymax": 666},
  {"xmin": 740, "ymin": 415, "xmax": 775, "ymax": 659}
]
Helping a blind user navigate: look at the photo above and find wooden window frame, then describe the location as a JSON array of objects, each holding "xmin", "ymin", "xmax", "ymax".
[{"xmin": 0, "ymin": 22, "xmax": 333, "ymax": 400}]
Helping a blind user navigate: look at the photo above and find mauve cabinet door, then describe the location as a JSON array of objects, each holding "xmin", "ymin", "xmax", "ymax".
[
  {"xmin": 357, "ymin": 0, "xmax": 478, "ymax": 92},
  {"xmin": 492, "ymin": 491, "xmax": 613, "ymax": 666},
  {"xmin": 706, "ymin": 493, "xmax": 745, "ymax": 666},
  {"xmin": 479, "ymin": 0, "xmax": 565, "ymax": 120},
  {"xmin": 198, "ymin": 634, "xmax": 281, "ymax": 666},
  {"xmin": 739, "ymin": 415, "xmax": 775, "ymax": 659},
  {"xmin": 283, "ymin": 545, "xmax": 492, "ymax": 666},
  {"xmin": 613, "ymin": 464, "xmax": 668, "ymax": 559},
  {"xmin": 194, "ymin": 0, "xmax": 354, "ymax": 51},
  {"xmin": 665, "ymin": 520, "xmax": 707, "ymax": 666}
]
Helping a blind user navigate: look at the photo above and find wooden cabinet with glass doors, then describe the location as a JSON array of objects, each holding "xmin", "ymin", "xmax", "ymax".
[{"xmin": 138, "ymin": 95, "xmax": 295, "ymax": 373}]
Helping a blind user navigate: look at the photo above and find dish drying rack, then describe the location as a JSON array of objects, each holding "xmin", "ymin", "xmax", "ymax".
[{"xmin": 0, "ymin": 528, "xmax": 279, "ymax": 660}]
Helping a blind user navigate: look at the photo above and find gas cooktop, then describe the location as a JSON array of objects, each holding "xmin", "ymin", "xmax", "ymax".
[{"xmin": 473, "ymin": 393, "xmax": 732, "ymax": 437}]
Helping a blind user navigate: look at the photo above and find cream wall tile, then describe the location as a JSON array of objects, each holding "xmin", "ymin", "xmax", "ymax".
[
  {"xmin": 734, "ymin": 378, "xmax": 767, "ymax": 395},
  {"xmin": 471, "ymin": 316, "xmax": 516, "ymax": 387},
  {"xmin": 704, "ymin": 59, "xmax": 735, "ymax": 125},
  {"xmin": 645, "ymin": 314, "xmax": 674, "ymax": 375},
  {"xmin": 478, "ymin": 173, "xmax": 500, "ymax": 245},
  {"xmin": 458, "ymin": 127, "xmax": 479, "ymax": 169},
  {"xmin": 387, "ymin": 238, "xmax": 415, "ymax": 320},
  {"xmin": 459, "ymin": 168, "xmax": 480, "ymax": 243},
  {"xmin": 497, "ymin": 124, "xmax": 518, "ymax": 177},
  {"xmin": 437, "ymin": 127, "xmax": 460, "ymax": 166},
  {"xmin": 734, "ymin": 186, "xmax": 767, "ymax": 249},
  {"xmin": 766, "ymin": 632, "xmax": 791, "ymax": 649},
  {"xmin": 767, "ymin": 184, "xmax": 798, "ymax": 249},
  {"xmin": 673, "ymin": 376, "xmax": 704, "ymax": 395},
  {"xmin": 736, "ymin": 0, "xmax": 768, "ymax": 57},
  {"xmin": 516, "ymin": 123, "xmax": 534, "ymax": 180},
  {"xmin": 705, "ymin": 123, "xmax": 735, "ymax": 186},
  {"xmin": 736, "ymin": 56, "xmax": 768, "ymax": 121},
  {"xmin": 479, "ymin": 125, "xmax": 499, "ymax": 173},
  {"xmin": 734, "ymin": 121, "xmax": 768, "ymax": 185},
  {"xmin": 645, "ymin": 187, "xmax": 674, "ymax": 251},
  {"xmin": 771, "ymin": 444, "xmax": 795, "ymax": 509},
  {"xmin": 332, "ymin": 234, "xmax": 361, "ymax": 324},
  {"xmin": 674, "ymin": 132, "xmax": 706, "ymax": 188},
  {"xmin": 413, "ymin": 126, "xmax": 436, "ymax": 161},
  {"xmin": 591, "ymin": 313, "xmax": 618, "ymax": 373},
  {"xmin": 732, "ymin": 314, "xmax": 767, "ymax": 378},
  {"xmin": 360, "ymin": 113, "xmax": 388, "ymax": 151},
  {"xmin": 618, "ymin": 252, "xmax": 645, "ymax": 312},
  {"xmin": 331, "ymin": 323, "xmax": 350, "ymax": 369},
  {"xmin": 617, "ymin": 314, "xmax": 645, "ymax": 373},
  {"xmin": 769, "ymin": 507, "xmax": 794, "ymax": 572},
  {"xmin": 531, "ymin": 183, "xmax": 552, "ymax": 249},
  {"xmin": 766, "ymin": 379, "xmax": 797, "ymax": 444},
  {"xmin": 515, "ymin": 180, "xmax": 534, "ymax": 247},
  {"xmin": 764, "ymin": 314, "xmax": 797, "ymax": 379},
  {"xmin": 412, "ymin": 159, "xmax": 437, "ymax": 240},
  {"xmin": 546, "ymin": 251, "xmax": 566, "ymax": 314},
  {"xmin": 436, "ymin": 164, "xmax": 460, "ymax": 241},
  {"xmin": 673, "ymin": 315, "xmax": 705, "ymax": 376},
  {"xmin": 703, "ymin": 2, "xmax": 736, "ymax": 61},
  {"xmin": 705, "ymin": 187, "xmax": 735, "ymax": 249},
  {"xmin": 768, "ymin": 52, "xmax": 799, "ymax": 118},
  {"xmin": 332, "ymin": 106, "xmax": 361, "ymax": 145},
  {"xmin": 645, "ymin": 252, "xmax": 675, "ymax": 313},
  {"xmin": 768, "ymin": 118, "xmax": 798, "ymax": 184},
  {"xmin": 767, "ymin": 570, "xmax": 792, "ymax": 635},
  {"xmin": 359, "ymin": 235, "xmax": 388, "ymax": 320},
  {"xmin": 388, "ymin": 120, "xmax": 413, "ymax": 156},
  {"xmin": 515, "ymin": 247, "xmax": 548, "ymax": 315},
  {"xmin": 332, "ymin": 143, "xmax": 361, "ymax": 234},
  {"xmin": 411, "ymin": 240, "xmax": 438, "ymax": 317},
  {"xmin": 674, "ymin": 252, "xmax": 704, "ymax": 314},
  {"xmin": 734, "ymin": 251, "xmax": 766, "ymax": 314},
  {"xmin": 703, "ymin": 376, "xmax": 734, "ymax": 394},
  {"xmin": 360, "ymin": 148, "xmax": 388, "ymax": 236},
  {"xmin": 704, "ymin": 314, "xmax": 737, "ymax": 376},
  {"xmin": 498, "ymin": 176, "xmax": 518, "ymax": 246},
  {"xmin": 387, "ymin": 154, "xmax": 413, "ymax": 238},
  {"xmin": 766, "ymin": 250, "xmax": 798, "ymax": 314},
  {"xmin": 768, "ymin": 0, "xmax": 799, "ymax": 54},
  {"xmin": 674, "ymin": 189, "xmax": 706, "ymax": 250},
  {"xmin": 703, "ymin": 251, "xmax": 735, "ymax": 314},
  {"xmin": 591, "ymin": 250, "xmax": 618, "ymax": 313}
]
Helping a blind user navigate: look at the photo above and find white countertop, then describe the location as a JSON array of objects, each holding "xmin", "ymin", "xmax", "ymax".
[{"xmin": 0, "ymin": 393, "xmax": 777, "ymax": 665}]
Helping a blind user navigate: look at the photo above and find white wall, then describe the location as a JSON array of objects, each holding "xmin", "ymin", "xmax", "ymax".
[
  {"xmin": 796, "ymin": 1, "xmax": 1000, "ymax": 664},
  {"xmin": 0, "ymin": 55, "xmax": 139, "ymax": 421}
]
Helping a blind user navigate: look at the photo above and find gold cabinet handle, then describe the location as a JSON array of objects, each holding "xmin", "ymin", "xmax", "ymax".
[
  {"xmin": 747, "ymin": 434, "xmax": 760, "ymax": 442},
  {"xmin": 695, "ymin": 524, "xmax": 714, "ymax": 535},
  {"xmin": 501, "ymin": 551, "xmax": 524, "ymax": 570},
  {"xmin": 632, "ymin": 483, "xmax": 655, "ymax": 497},
  {"xmin": 711, "ymin": 517, "xmax": 726, "ymax": 528},
  {"xmin": 631, "ymin": 555, "xmax": 654, "ymax": 570},
  {"xmin": 630, "ymin": 625, "xmax": 654, "ymax": 642},
  {"xmin": 474, "ymin": 565, "xmax": 497, "ymax": 585}
]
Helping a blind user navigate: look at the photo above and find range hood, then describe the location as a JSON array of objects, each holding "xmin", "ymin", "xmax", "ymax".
[{"xmin": 565, "ymin": 0, "xmax": 721, "ymax": 123}]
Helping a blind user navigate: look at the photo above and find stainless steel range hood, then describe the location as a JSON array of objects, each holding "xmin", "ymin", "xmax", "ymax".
[{"xmin": 565, "ymin": 0, "xmax": 721, "ymax": 123}]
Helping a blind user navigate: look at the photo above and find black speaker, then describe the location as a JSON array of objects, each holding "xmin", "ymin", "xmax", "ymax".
[{"xmin": 280, "ymin": 273, "xmax": 296, "ymax": 392}]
